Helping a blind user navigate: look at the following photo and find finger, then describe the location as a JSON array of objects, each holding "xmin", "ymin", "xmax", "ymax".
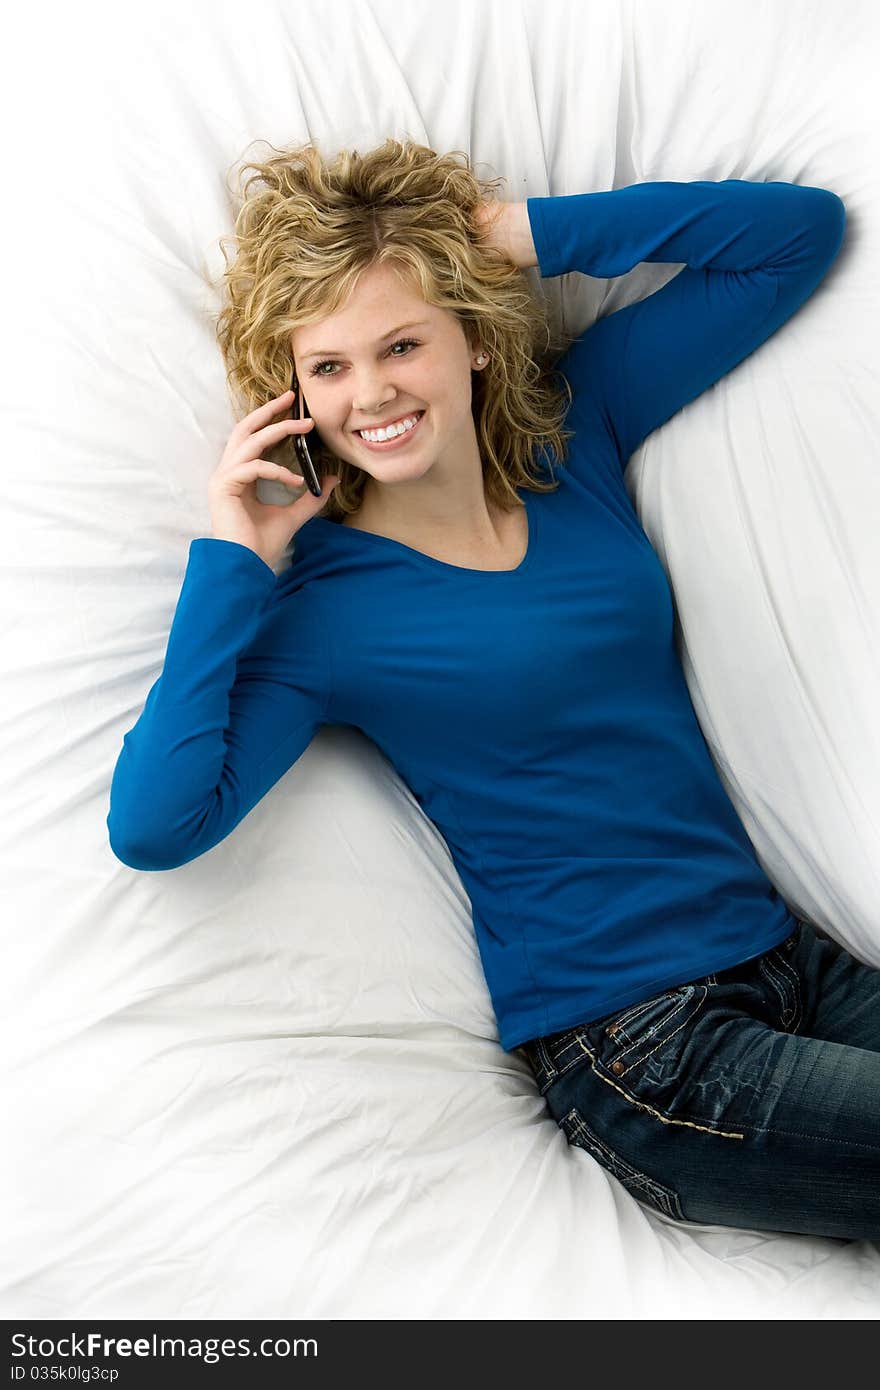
[
  {"xmin": 233, "ymin": 391, "xmax": 295, "ymax": 438},
  {"xmin": 254, "ymin": 461, "xmax": 305, "ymax": 484},
  {"xmin": 230, "ymin": 417, "xmax": 314, "ymax": 465},
  {"xmin": 253, "ymin": 416, "xmax": 313, "ymax": 444},
  {"xmin": 212, "ymin": 460, "xmax": 305, "ymax": 492}
]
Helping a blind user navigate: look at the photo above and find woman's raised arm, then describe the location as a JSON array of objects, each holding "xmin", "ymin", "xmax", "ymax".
[{"xmin": 516, "ymin": 179, "xmax": 845, "ymax": 469}]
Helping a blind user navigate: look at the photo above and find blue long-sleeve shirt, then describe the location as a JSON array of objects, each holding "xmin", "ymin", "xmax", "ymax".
[{"xmin": 107, "ymin": 178, "xmax": 846, "ymax": 1052}]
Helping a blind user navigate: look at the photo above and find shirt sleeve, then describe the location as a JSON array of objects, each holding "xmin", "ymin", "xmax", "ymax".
[
  {"xmin": 106, "ymin": 537, "xmax": 330, "ymax": 871},
  {"xmin": 526, "ymin": 180, "xmax": 846, "ymax": 469}
]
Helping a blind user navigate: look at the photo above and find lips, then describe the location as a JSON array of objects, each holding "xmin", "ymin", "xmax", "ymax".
[
  {"xmin": 355, "ymin": 410, "xmax": 426, "ymax": 450},
  {"xmin": 356, "ymin": 410, "xmax": 422, "ymax": 433}
]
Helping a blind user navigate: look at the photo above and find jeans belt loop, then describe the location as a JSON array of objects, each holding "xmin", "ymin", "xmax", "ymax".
[{"xmin": 533, "ymin": 1035, "xmax": 559, "ymax": 1091}]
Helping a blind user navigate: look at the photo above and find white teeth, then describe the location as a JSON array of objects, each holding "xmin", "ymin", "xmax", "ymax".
[{"xmin": 359, "ymin": 413, "xmax": 421, "ymax": 442}]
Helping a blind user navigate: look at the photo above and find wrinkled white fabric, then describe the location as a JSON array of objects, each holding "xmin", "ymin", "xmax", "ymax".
[{"xmin": 1, "ymin": 0, "xmax": 878, "ymax": 1320}]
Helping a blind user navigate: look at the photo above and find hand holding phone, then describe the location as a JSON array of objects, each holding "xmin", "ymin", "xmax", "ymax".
[
  {"xmin": 209, "ymin": 390, "xmax": 339, "ymax": 571},
  {"xmin": 257, "ymin": 367, "xmax": 325, "ymax": 504},
  {"xmin": 288, "ymin": 369, "xmax": 324, "ymax": 497}
]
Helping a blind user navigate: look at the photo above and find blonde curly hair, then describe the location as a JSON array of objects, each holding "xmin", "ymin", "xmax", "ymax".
[{"xmin": 213, "ymin": 135, "xmax": 575, "ymax": 522}]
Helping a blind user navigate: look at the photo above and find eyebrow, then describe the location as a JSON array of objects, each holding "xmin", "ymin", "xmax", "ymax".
[{"xmin": 300, "ymin": 320, "xmax": 430, "ymax": 360}]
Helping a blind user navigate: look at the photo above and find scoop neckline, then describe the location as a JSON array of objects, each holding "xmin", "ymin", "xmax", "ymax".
[{"xmin": 308, "ymin": 490, "xmax": 537, "ymax": 576}]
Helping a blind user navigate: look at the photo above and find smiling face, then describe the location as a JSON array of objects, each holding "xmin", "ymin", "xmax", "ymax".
[{"xmin": 291, "ymin": 262, "xmax": 488, "ymax": 511}]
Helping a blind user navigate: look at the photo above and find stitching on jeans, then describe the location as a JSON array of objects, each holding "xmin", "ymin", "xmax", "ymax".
[
  {"xmin": 564, "ymin": 1028, "xmax": 746, "ymax": 1140},
  {"xmin": 612, "ymin": 989, "xmax": 703, "ymax": 1072},
  {"xmin": 556, "ymin": 1060, "xmax": 880, "ymax": 1154},
  {"xmin": 774, "ymin": 951, "xmax": 802, "ymax": 1028},
  {"xmin": 563, "ymin": 1108, "xmax": 684, "ymax": 1218},
  {"xmin": 571, "ymin": 1116, "xmax": 675, "ymax": 1208},
  {"xmin": 534, "ymin": 1036, "xmax": 555, "ymax": 1083},
  {"xmin": 772, "ymin": 950, "xmax": 803, "ymax": 1032},
  {"xmin": 761, "ymin": 953, "xmax": 787, "ymax": 996},
  {"xmin": 605, "ymin": 993, "xmax": 671, "ymax": 1033},
  {"xmin": 613, "ymin": 989, "xmax": 692, "ymax": 1056},
  {"xmin": 760, "ymin": 953, "xmax": 800, "ymax": 1029},
  {"xmin": 759, "ymin": 954, "xmax": 789, "ymax": 1017},
  {"xmin": 693, "ymin": 1108, "xmax": 880, "ymax": 1151},
  {"xmin": 563, "ymin": 1035, "xmax": 880, "ymax": 1149},
  {"xmin": 739, "ymin": 1125, "xmax": 880, "ymax": 1152},
  {"xmin": 562, "ymin": 1107, "xmax": 684, "ymax": 1220}
]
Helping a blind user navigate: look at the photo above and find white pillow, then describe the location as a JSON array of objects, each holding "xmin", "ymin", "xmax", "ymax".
[{"xmin": 3, "ymin": 0, "xmax": 877, "ymax": 1320}]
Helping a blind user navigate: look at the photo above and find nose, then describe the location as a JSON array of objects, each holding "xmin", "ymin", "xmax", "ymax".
[{"xmin": 353, "ymin": 369, "xmax": 398, "ymax": 414}]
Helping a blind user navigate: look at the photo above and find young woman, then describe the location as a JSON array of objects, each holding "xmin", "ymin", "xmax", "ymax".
[{"xmin": 108, "ymin": 138, "xmax": 880, "ymax": 1240}]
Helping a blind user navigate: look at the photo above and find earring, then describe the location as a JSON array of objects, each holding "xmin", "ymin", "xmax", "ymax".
[{"xmin": 475, "ymin": 352, "xmax": 488, "ymax": 366}]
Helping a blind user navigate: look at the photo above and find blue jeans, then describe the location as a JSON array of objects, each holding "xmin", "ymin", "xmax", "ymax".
[{"xmin": 519, "ymin": 917, "xmax": 880, "ymax": 1240}]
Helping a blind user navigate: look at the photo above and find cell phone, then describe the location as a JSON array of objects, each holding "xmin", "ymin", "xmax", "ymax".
[
  {"xmin": 288, "ymin": 367, "xmax": 323, "ymax": 497},
  {"xmin": 258, "ymin": 366, "xmax": 324, "ymax": 504}
]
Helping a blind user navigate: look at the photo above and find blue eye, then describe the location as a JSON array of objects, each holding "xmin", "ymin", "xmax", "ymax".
[{"xmin": 309, "ymin": 337, "xmax": 420, "ymax": 378}]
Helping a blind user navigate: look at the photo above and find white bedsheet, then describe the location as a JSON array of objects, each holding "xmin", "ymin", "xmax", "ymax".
[{"xmin": 2, "ymin": 0, "xmax": 879, "ymax": 1318}]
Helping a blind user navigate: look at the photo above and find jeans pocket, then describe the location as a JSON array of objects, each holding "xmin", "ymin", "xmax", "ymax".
[
  {"xmin": 575, "ymin": 983, "xmax": 719, "ymax": 1132},
  {"xmin": 558, "ymin": 1105, "xmax": 686, "ymax": 1221},
  {"xmin": 757, "ymin": 945, "xmax": 803, "ymax": 1032},
  {"xmin": 585, "ymin": 984, "xmax": 707, "ymax": 1082}
]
